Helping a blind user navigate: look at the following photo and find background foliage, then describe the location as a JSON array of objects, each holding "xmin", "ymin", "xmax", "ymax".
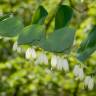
[{"xmin": 0, "ymin": 0, "xmax": 96, "ymax": 96}]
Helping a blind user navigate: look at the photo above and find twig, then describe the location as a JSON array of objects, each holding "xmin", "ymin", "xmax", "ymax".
[
  {"xmin": 69, "ymin": 0, "xmax": 88, "ymax": 13},
  {"xmin": 45, "ymin": 0, "xmax": 64, "ymax": 31}
]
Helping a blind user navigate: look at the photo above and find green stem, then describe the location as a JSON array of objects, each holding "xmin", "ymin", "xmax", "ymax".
[{"xmin": 73, "ymin": 80, "xmax": 80, "ymax": 96}]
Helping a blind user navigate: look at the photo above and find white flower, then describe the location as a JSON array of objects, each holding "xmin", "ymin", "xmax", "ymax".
[
  {"xmin": 51, "ymin": 55, "xmax": 57, "ymax": 67},
  {"xmin": 35, "ymin": 52, "xmax": 48, "ymax": 65},
  {"xmin": 62, "ymin": 59, "xmax": 69, "ymax": 72},
  {"xmin": 73, "ymin": 65, "xmax": 80, "ymax": 77},
  {"xmin": 56, "ymin": 57, "xmax": 69, "ymax": 71},
  {"xmin": 17, "ymin": 47, "xmax": 22, "ymax": 53},
  {"xmin": 56, "ymin": 57, "xmax": 63, "ymax": 70},
  {"xmin": 13, "ymin": 42, "xmax": 22, "ymax": 53},
  {"xmin": 84, "ymin": 76, "xmax": 94, "ymax": 90},
  {"xmin": 13, "ymin": 42, "xmax": 18, "ymax": 51},
  {"xmin": 78, "ymin": 68, "xmax": 84, "ymax": 80},
  {"xmin": 25, "ymin": 48, "xmax": 36, "ymax": 60},
  {"xmin": 73, "ymin": 65, "xmax": 84, "ymax": 80},
  {"xmin": 51, "ymin": 55, "xmax": 69, "ymax": 71}
]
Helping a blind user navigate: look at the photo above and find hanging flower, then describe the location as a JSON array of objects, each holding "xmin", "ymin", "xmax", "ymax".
[
  {"xmin": 35, "ymin": 52, "xmax": 48, "ymax": 65},
  {"xmin": 51, "ymin": 55, "xmax": 57, "ymax": 68},
  {"xmin": 62, "ymin": 59, "xmax": 69, "ymax": 72},
  {"xmin": 73, "ymin": 65, "xmax": 80, "ymax": 77},
  {"xmin": 78, "ymin": 68, "xmax": 84, "ymax": 80},
  {"xmin": 13, "ymin": 42, "xmax": 22, "ymax": 53},
  {"xmin": 51, "ymin": 55, "xmax": 69, "ymax": 71},
  {"xmin": 25, "ymin": 48, "xmax": 36, "ymax": 60},
  {"xmin": 13, "ymin": 42, "xmax": 18, "ymax": 51},
  {"xmin": 56, "ymin": 56, "xmax": 63, "ymax": 70},
  {"xmin": 16, "ymin": 47, "xmax": 22, "ymax": 53},
  {"xmin": 56, "ymin": 57, "xmax": 69, "ymax": 71},
  {"xmin": 84, "ymin": 76, "xmax": 94, "ymax": 90},
  {"xmin": 73, "ymin": 65, "xmax": 84, "ymax": 80}
]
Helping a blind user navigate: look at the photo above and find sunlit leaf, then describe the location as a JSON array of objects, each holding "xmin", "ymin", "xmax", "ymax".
[
  {"xmin": 18, "ymin": 24, "xmax": 45, "ymax": 45},
  {"xmin": 32, "ymin": 6, "xmax": 48, "ymax": 24},
  {"xmin": 0, "ymin": 17, "xmax": 23, "ymax": 37},
  {"xmin": 77, "ymin": 25, "xmax": 96, "ymax": 61},
  {"xmin": 39, "ymin": 27, "xmax": 75, "ymax": 53}
]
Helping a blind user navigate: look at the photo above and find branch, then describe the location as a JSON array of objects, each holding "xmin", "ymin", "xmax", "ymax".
[
  {"xmin": 73, "ymin": 80, "xmax": 80, "ymax": 96},
  {"xmin": 59, "ymin": 0, "xmax": 65, "ymax": 5},
  {"xmin": 45, "ymin": 0, "xmax": 64, "ymax": 31},
  {"xmin": 69, "ymin": 0, "xmax": 88, "ymax": 13}
]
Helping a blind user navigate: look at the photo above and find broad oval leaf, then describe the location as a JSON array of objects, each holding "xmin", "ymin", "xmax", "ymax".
[
  {"xmin": 77, "ymin": 25, "xmax": 96, "ymax": 61},
  {"xmin": 18, "ymin": 24, "xmax": 45, "ymax": 45},
  {"xmin": 0, "ymin": 17, "xmax": 23, "ymax": 37},
  {"xmin": 55, "ymin": 5, "xmax": 73, "ymax": 30},
  {"xmin": 32, "ymin": 6, "xmax": 48, "ymax": 24},
  {"xmin": 39, "ymin": 27, "xmax": 75, "ymax": 53}
]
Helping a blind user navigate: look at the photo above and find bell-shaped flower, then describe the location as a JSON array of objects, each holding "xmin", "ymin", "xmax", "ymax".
[
  {"xmin": 73, "ymin": 65, "xmax": 80, "ymax": 77},
  {"xmin": 78, "ymin": 68, "xmax": 84, "ymax": 80},
  {"xmin": 84, "ymin": 76, "xmax": 94, "ymax": 90},
  {"xmin": 62, "ymin": 59, "xmax": 69, "ymax": 72},
  {"xmin": 56, "ymin": 57, "xmax": 69, "ymax": 71},
  {"xmin": 25, "ymin": 48, "xmax": 36, "ymax": 60},
  {"xmin": 13, "ymin": 42, "xmax": 18, "ymax": 51},
  {"xmin": 73, "ymin": 65, "xmax": 84, "ymax": 80},
  {"xmin": 51, "ymin": 55, "xmax": 57, "ymax": 68},
  {"xmin": 35, "ymin": 52, "xmax": 48, "ymax": 65},
  {"xmin": 13, "ymin": 42, "xmax": 22, "ymax": 53}
]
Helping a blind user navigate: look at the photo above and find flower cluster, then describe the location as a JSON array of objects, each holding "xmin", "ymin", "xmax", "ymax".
[
  {"xmin": 25, "ymin": 48, "xmax": 69, "ymax": 72},
  {"xmin": 13, "ymin": 45, "xmax": 95, "ymax": 91},
  {"xmin": 51, "ymin": 55, "xmax": 69, "ymax": 72},
  {"xmin": 73, "ymin": 65, "xmax": 94, "ymax": 90}
]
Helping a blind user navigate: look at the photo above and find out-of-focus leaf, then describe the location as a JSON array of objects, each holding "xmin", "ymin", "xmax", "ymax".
[
  {"xmin": 32, "ymin": 6, "xmax": 48, "ymax": 24},
  {"xmin": 0, "ymin": 63, "xmax": 7, "ymax": 69},
  {"xmin": 77, "ymin": 25, "xmax": 96, "ymax": 61},
  {"xmin": 39, "ymin": 27, "xmax": 75, "ymax": 53},
  {"xmin": 0, "ymin": 13, "xmax": 11, "ymax": 21},
  {"xmin": 18, "ymin": 24, "xmax": 45, "ymax": 45},
  {"xmin": 9, "ymin": 70, "xmax": 27, "ymax": 79},
  {"xmin": 55, "ymin": 5, "xmax": 73, "ymax": 30},
  {"xmin": 0, "ymin": 17, "xmax": 23, "ymax": 37}
]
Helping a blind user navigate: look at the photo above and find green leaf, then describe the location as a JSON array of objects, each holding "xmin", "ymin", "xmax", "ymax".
[
  {"xmin": 55, "ymin": 5, "xmax": 73, "ymax": 30},
  {"xmin": 0, "ymin": 13, "xmax": 11, "ymax": 21},
  {"xmin": 77, "ymin": 25, "xmax": 96, "ymax": 61},
  {"xmin": 39, "ymin": 27, "xmax": 75, "ymax": 53},
  {"xmin": 0, "ymin": 17, "xmax": 23, "ymax": 37},
  {"xmin": 32, "ymin": 6, "xmax": 48, "ymax": 24},
  {"xmin": 18, "ymin": 24, "xmax": 45, "ymax": 45}
]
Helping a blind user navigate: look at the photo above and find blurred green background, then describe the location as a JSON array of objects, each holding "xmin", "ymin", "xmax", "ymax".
[{"xmin": 0, "ymin": 0, "xmax": 96, "ymax": 96}]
